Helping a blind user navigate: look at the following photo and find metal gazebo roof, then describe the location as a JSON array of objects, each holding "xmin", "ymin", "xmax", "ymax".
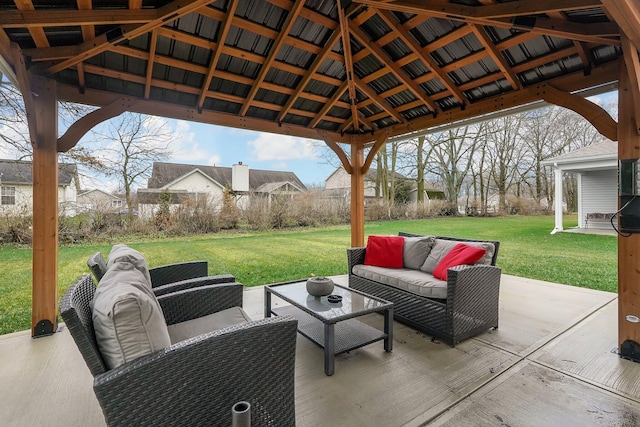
[{"xmin": 0, "ymin": 0, "xmax": 627, "ymax": 144}]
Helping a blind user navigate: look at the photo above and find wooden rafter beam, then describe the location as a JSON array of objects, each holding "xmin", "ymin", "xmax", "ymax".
[
  {"xmin": 367, "ymin": 0, "xmax": 602, "ymax": 19},
  {"xmin": 0, "ymin": 9, "xmax": 156, "ymax": 28},
  {"xmin": 239, "ymin": 0, "xmax": 306, "ymax": 116},
  {"xmin": 197, "ymin": 0, "xmax": 239, "ymax": 113},
  {"xmin": 375, "ymin": 9, "xmax": 466, "ymax": 104},
  {"xmin": 355, "ymin": 0, "xmax": 619, "ymax": 46},
  {"xmin": 265, "ymin": 0, "xmax": 338, "ymax": 31},
  {"xmin": 86, "ymin": 43, "xmax": 351, "ymax": 111},
  {"xmin": 44, "ymin": 0, "xmax": 217, "ymax": 75},
  {"xmin": 144, "ymin": 30, "xmax": 157, "ymax": 100},
  {"xmin": 601, "ymin": 0, "xmax": 640, "ymax": 51},
  {"xmin": 77, "ymin": 62, "xmax": 342, "ymax": 119},
  {"xmin": 354, "ymin": 57, "xmax": 620, "ymax": 145},
  {"xmin": 56, "ymin": 82, "xmax": 349, "ymax": 143},
  {"xmin": 13, "ymin": 0, "xmax": 49, "ymax": 47},
  {"xmin": 196, "ymin": 7, "xmax": 345, "ymax": 63},
  {"xmin": 470, "ymin": 24, "xmax": 522, "ymax": 90},
  {"xmin": 278, "ymin": 29, "xmax": 342, "ymax": 123},
  {"xmin": 338, "ymin": 0, "xmax": 360, "ymax": 132},
  {"xmin": 310, "ymin": 81, "xmax": 348, "ymax": 128},
  {"xmin": 76, "ymin": 0, "xmax": 95, "ymax": 42},
  {"xmin": 354, "ymin": 77, "xmax": 405, "ymax": 124},
  {"xmin": 348, "ymin": 21, "xmax": 439, "ymax": 113},
  {"xmin": 470, "ymin": 0, "xmax": 603, "ymax": 19}
]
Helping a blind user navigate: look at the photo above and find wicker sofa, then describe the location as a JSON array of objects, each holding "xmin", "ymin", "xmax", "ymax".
[{"xmin": 347, "ymin": 232, "xmax": 501, "ymax": 347}]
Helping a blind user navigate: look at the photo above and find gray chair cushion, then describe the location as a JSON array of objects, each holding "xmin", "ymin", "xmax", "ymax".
[
  {"xmin": 107, "ymin": 244, "xmax": 152, "ymax": 287},
  {"xmin": 403, "ymin": 236, "xmax": 435, "ymax": 269},
  {"xmin": 420, "ymin": 239, "xmax": 495, "ymax": 273},
  {"xmin": 167, "ymin": 306, "xmax": 252, "ymax": 344},
  {"xmin": 352, "ymin": 264, "xmax": 448, "ymax": 299},
  {"xmin": 91, "ymin": 262, "xmax": 171, "ymax": 369}
]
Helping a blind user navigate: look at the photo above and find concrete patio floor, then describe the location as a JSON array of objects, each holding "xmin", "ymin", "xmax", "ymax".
[{"xmin": 2, "ymin": 274, "xmax": 640, "ymax": 426}]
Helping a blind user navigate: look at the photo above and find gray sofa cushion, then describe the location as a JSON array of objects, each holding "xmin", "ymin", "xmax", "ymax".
[
  {"xmin": 403, "ymin": 236, "xmax": 435, "ymax": 269},
  {"xmin": 352, "ymin": 264, "xmax": 447, "ymax": 299},
  {"xmin": 167, "ymin": 307, "xmax": 252, "ymax": 343},
  {"xmin": 91, "ymin": 262, "xmax": 171, "ymax": 369},
  {"xmin": 420, "ymin": 239, "xmax": 495, "ymax": 273},
  {"xmin": 107, "ymin": 244, "xmax": 152, "ymax": 287}
]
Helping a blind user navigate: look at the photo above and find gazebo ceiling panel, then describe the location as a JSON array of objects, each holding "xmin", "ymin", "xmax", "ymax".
[{"xmin": 0, "ymin": 0, "xmax": 627, "ymax": 144}]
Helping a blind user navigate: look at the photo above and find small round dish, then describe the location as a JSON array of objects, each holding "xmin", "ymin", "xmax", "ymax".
[{"xmin": 327, "ymin": 294, "xmax": 342, "ymax": 303}]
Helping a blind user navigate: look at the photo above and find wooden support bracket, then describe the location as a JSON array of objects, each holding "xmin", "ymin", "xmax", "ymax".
[
  {"xmin": 362, "ymin": 130, "xmax": 391, "ymax": 174},
  {"xmin": 540, "ymin": 84, "xmax": 618, "ymax": 141},
  {"xmin": 321, "ymin": 134, "xmax": 352, "ymax": 175},
  {"xmin": 57, "ymin": 97, "xmax": 135, "ymax": 152}
]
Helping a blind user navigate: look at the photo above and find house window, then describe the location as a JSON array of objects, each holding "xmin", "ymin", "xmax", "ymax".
[
  {"xmin": 111, "ymin": 200, "xmax": 123, "ymax": 208},
  {"xmin": 1, "ymin": 186, "xmax": 15, "ymax": 205}
]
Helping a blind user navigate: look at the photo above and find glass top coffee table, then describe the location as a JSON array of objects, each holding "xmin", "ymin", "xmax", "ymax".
[{"xmin": 265, "ymin": 280, "xmax": 393, "ymax": 376}]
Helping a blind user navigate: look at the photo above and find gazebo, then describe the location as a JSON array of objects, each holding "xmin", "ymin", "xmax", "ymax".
[{"xmin": 1, "ymin": 0, "xmax": 639, "ymax": 362}]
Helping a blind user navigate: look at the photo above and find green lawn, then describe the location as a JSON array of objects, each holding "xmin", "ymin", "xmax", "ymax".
[{"xmin": 0, "ymin": 215, "xmax": 617, "ymax": 335}]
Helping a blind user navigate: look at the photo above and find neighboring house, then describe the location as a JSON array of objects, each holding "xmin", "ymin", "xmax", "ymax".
[
  {"xmin": 137, "ymin": 161, "xmax": 306, "ymax": 219},
  {"xmin": 323, "ymin": 167, "xmax": 444, "ymax": 204},
  {"xmin": 0, "ymin": 159, "xmax": 79, "ymax": 217},
  {"xmin": 543, "ymin": 141, "xmax": 617, "ymax": 232},
  {"xmin": 76, "ymin": 189, "xmax": 125, "ymax": 213}
]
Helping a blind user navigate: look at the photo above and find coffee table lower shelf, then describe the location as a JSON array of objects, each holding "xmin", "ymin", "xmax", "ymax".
[{"xmin": 273, "ymin": 305, "xmax": 388, "ymax": 356}]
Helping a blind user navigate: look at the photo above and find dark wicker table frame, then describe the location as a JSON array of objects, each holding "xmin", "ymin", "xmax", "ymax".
[{"xmin": 265, "ymin": 280, "xmax": 393, "ymax": 376}]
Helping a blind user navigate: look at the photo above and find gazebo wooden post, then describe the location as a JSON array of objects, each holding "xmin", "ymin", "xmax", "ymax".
[
  {"xmin": 618, "ymin": 55, "xmax": 640, "ymax": 359},
  {"xmin": 350, "ymin": 141, "xmax": 365, "ymax": 247},
  {"xmin": 30, "ymin": 76, "xmax": 59, "ymax": 337}
]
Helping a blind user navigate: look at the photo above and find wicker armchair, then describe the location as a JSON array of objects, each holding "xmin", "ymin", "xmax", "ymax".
[
  {"xmin": 87, "ymin": 251, "xmax": 236, "ymax": 296},
  {"xmin": 60, "ymin": 275, "xmax": 298, "ymax": 427}
]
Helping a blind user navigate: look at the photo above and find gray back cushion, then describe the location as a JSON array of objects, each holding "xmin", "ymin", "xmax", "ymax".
[
  {"xmin": 403, "ymin": 236, "xmax": 435, "ymax": 269},
  {"xmin": 107, "ymin": 244, "xmax": 152, "ymax": 287},
  {"xmin": 420, "ymin": 238, "xmax": 495, "ymax": 273},
  {"xmin": 91, "ymin": 261, "xmax": 170, "ymax": 369}
]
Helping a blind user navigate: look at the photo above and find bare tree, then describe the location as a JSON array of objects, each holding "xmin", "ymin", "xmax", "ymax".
[
  {"xmin": 425, "ymin": 124, "xmax": 485, "ymax": 211},
  {"xmin": 0, "ymin": 82, "xmax": 30, "ymax": 159},
  {"xmin": 469, "ymin": 135, "xmax": 491, "ymax": 215},
  {"xmin": 92, "ymin": 113, "xmax": 173, "ymax": 222},
  {"xmin": 0, "ymin": 81, "xmax": 107, "ymax": 186},
  {"xmin": 484, "ymin": 114, "xmax": 527, "ymax": 212}
]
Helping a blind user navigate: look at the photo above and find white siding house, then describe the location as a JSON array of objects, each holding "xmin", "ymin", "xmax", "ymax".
[
  {"xmin": 137, "ymin": 162, "xmax": 306, "ymax": 219},
  {"xmin": 76, "ymin": 189, "xmax": 125, "ymax": 213},
  {"xmin": 0, "ymin": 159, "xmax": 79, "ymax": 217},
  {"xmin": 543, "ymin": 141, "xmax": 617, "ymax": 232},
  {"xmin": 323, "ymin": 167, "xmax": 444, "ymax": 203}
]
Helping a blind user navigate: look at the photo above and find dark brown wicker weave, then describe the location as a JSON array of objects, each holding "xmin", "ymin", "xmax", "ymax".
[
  {"xmin": 87, "ymin": 251, "xmax": 236, "ymax": 295},
  {"xmin": 60, "ymin": 275, "xmax": 298, "ymax": 427},
  {"xmin": 347, "ymin": 232, "xmax": 501, "ymax": 347}
]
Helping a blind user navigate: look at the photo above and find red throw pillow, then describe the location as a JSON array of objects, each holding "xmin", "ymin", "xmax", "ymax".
[
  {"xmin": 364, "ymin": 235, "xmax": 404, "ymax": 268},
  {"xmin": 432, "ymin": 243, "xmax": 486, "ymax": 281}
]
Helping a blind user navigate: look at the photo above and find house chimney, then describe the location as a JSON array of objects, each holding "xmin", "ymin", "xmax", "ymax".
[{"xmin": 232, "ymin": 162, "xmax": 249, "ymax": 192}]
